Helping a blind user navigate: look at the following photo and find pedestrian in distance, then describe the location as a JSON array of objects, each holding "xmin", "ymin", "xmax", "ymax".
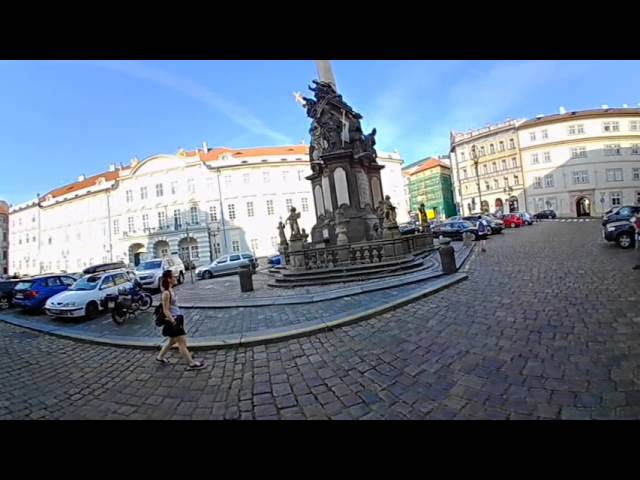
[
  {"xmin": 632, "ymin": 215, "xmax": 640, "ymax": 271},
  {"xmin": 155, "ymin": 270, "xmax": 206, "ymax": 370},
  {"xmin": 477, "ymin": 218, "xmax": 488, "ymax": 252}
]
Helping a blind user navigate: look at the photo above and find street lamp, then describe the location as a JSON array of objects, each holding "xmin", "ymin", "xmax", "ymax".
[{"xmin": 471, "ymin": 145, "xmax": 483, "ymax": 214}]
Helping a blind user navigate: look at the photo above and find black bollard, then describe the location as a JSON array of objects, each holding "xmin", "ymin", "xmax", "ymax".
[
  {"xmin": 238, "ymin": 265, "xmax": 254, "ymax": 292},
  {"xmin": 438, "ymin": 238, "xmax": 457, "ymax": 274}
]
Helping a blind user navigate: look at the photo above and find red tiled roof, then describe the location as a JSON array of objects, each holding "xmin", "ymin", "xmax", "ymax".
[
  {"xmin": 408, "ymin": 159, "xmax": 450, "ymax": 175},
  {"xmin": 196, "ymin": 145, "xmax": 309, "ymax": 162},
  {"xmin": 46, "ymin": 170, "xmax": 120, "ymax": 199},
  {"xmin": 0, "ymin": 201, "xmax": 9, "ymax": 215}
]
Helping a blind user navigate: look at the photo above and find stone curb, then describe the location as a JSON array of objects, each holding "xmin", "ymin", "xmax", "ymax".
[{"xmin": 0, "ymin": 273, "xmax": 468, "ymax": 351}]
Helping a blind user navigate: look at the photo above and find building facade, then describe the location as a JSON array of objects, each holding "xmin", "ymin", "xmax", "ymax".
[
  {"xmin": 8, "ymin": 145, "xmax": 408, "ymax": 276},
  {"xmin": 517, "ymin": 108, "xmax": 640, "ymax": 217},
  {"xmin": 0, "ymin": 200, "xmax": 9, "ymax": 275},
  {"xmin": 403, "ymin": 158, "xmax": 456, "ymax": 220},
  {"xmin": 450, "ymin": 120, "xmax": 527, "ymax": 216}
]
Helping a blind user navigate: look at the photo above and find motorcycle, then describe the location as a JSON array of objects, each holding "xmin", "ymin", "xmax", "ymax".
[{"xmin": 106, "ymin": 280, "xmax": 153, "ymax": 325}]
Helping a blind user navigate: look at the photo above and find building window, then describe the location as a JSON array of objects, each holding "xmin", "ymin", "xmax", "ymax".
[
  {"xmin": 285, "ymin": 198, "xmax": 293, "ymax": 211},
  {"xmin": 232, "ymin": 240, "xmax": 240, "ymax": 253},
  {"xmin": 501, "ymin": 159, "xmax": 507, "ymax": 170},
  {"xmin": 298, "ymin": 170, "xmax": 305, "ymax": 181},
  {"xmin": 263, "ymin": 172, "xmax": 270, "ymax": 183},
  {"xmin": 573, "ymin": 170, "xmax": 589, "ymax": 184},
  {"xmin": 301, "ymin": 197, "xmax": 309, "ymax": 212},
  {"xmin": 464, "ymin": 185, "xmax": 468, "ymax": 192},
  {"xmin": 156, "ymin": 184, "xmax": 164, "ymax": 197},
  {"xmin": 503, "ymin": 176, "xmax": 509, "ymax": 186},
  {"xmin": 499, "ymin": 141, "xmax": 505, "ymax": 152},
  {"xmin": 158, "ymin": 211, "xmax": 167, "ymax": 229},
  {"xmin": 511, "ymin": 157, "xmax": 517, "ymax": 168},
  {"xmin": 459, "ymin": 151, "xmax": 466, "ymax": 161},
  {"xmin": 213, "ymin": 243, "xmax": 221, "ymax": 256},
  {"xmin": 531, "ymin": 153, "xmax": 539, "ymax": 165},
  {"xmin": 188, "ymin": 178, "xmax": 196, "ymax": 194},
  {"xmin": 209, "ymin": 205, "xmax": 218, "ymax": 222},
  {"xmin": 544, "ymin": 174, "xmax": 554, "ymax": 188},
  {"xmin": 243, "ymin": 173, "xmax": 251, "ymax": 184},
  {"xmin": 603, "ymin": 121, "xmax": 620, "ymax": 132},
  {"xmin": 140, "ymin": 186, "xmax": 148, "ymax": 200},
  {"xmin": 489, "ymin": 144, "xmax": 495, "ymax": 154},
  {"xmin": 541, "ymin": 129, "xmax": 548, "ymax": 139},
  {"xmin": 224, "ymin": 176, "xmax": 232, "ymax": 188},
  {"xmin": 479, "ymin": 146, "xmax": 486, "ymax": 156},
  {"xmin": 250, "ymin": 239, "xmax": 259, "ymax": 252},
  {"xmin": 633, "ymin": 168, "xmax": 640, "ymax": 181},
  {"xmin": 529, "ymin": 132, "xmax": 536, "ymax": 142},
  {"xmin": 128, "ymin": 216, "xmax": 135, "ymax": 233},
  {"xmin": 491, "ymin": 162, "xmax": 497, "ymax": 172},
  {"xmin": 247, "ymin": 201, "xmax": 254, "ymax": 217},
  {"xmin": 606, "ymin": 168, "xmax": 624, "ymax": 182},
  {"xmin": 610, "ymin": 192, "xmax": 622, "ymax": 207},
  {"xmin": 570, "ymin": 147, "xmax": 587, "ymax": 159},
  {"xmin": 631, "ymin": 144, "xmax": 640, "ymax": 155},
  {"xmin": 171, "ymin": 181, "xmax": 178, "ymax": 195},
  {"xmin": 604, "ymin": 144, "xmax": 622, "ymax": 156},
  {"xmin": 282, "ymin": 170, "xmax": 289, "ymax": 182},
  {"xmin": 267, "ymin": 199, "xmax": 274, "ymax": 215},
  {"xmin": 636, "ymin": 191, "xmax": 640, "ymax": 204},
  {"xmin": 568, "ymin": 124, "xmax": 584, "ymax": 135},
  {"xmin": 173, "ymin": 210, "xmax": 182, "ymax": 229},
  {"xmin": 462, "ymin": 168, "xmax": 467, "ymax": 179},
  {"xmin": 190, "ymin": 206, "xmax": 199, "ymax": 224},
  {"xmin": 493, "ymin": 178, "xmax": 499, "ymax": 190},
  {"xmin": 484, "ymin": 181, "xmax": 490, "ymax": 191},
  {"xmin": 228, "ymin": 203, "xmax": 236, "ymax": 221},
  {"xmin": 48, "ymin": 237, "xmax": 52, "ymax": 245},
  {"xmin": 533, "ymin": 177, "xmax": 543, "ymax": 189},
  {"xmin": 630, "ymin": 120, "xmax": 639, "ymax": 131},
  {"xmin": 142, "ymin": 214, "xmax": 149, "ymax": 231},
  {"xmin": 543, "ymin": 152, "xmax": 551, "ymax": 163},
  {"xmin": 113, "ymin": 220, "xmax": 119, "ymax": 235},
  {"xmin": 126, "ymin": 190, "xmax": 133, "ymax": 203},
  {"xmin": 509, "ymin": 138, "xmax": 515, "ymax": 149},
  {"xmin": 483, "ymin": 164, "xmax": 488, "ymax": 174}
]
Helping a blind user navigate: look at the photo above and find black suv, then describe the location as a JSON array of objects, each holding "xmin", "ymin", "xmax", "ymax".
[
  {"xmin": 534, "ymin": 209, "xmax": 557, "ymax": 219},
  {"xmin": 0, "ymin": 279, "xmax": 20, "ymax": 310},
  {"xmin": 432, "ymin": 221, "xmax": 488, "ymax": 241},
  {"xmin": 462, "ymin": 215, "xmax": 504, "ymax": 234},
  {"xmin": 602, "ymin": 220, "xmax": 636, "ymax": 248},
  {"xmin": 602, "ymin": 205, "xmax": 640, "ymax": 227}
]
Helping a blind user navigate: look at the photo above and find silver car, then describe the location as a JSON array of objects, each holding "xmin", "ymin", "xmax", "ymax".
[
  {"xmin": 196, "ymin": 253, "xmax": 257, "ymax": 280},
  {"xmin": 135, "ymin": 256, "xmax": 185, "ymax": 290}
]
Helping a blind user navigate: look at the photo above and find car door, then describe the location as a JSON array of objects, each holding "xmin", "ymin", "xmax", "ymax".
[
  {"xmin": 228, "ymin": 254, "xmax": 242, "ymax": 272},
  {"xmin": 46, "ymin": 277, "xmax": 67, "ymax": 298},
  {"xmin": 98, "ymin": 274, "xmax": 117, "ymax": 304}
]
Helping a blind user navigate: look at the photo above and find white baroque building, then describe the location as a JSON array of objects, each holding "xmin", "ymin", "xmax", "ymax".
[
  {"xmin": 8, "ymin": 145, "xmax": 408, "ymax": 276},
  {"xmin": 518, "ymin": 108, "xmax": 640, "ymax": 217}
]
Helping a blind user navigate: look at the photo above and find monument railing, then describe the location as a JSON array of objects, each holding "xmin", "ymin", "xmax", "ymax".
[{"xmin": 285, "ymin": 233, "xmax": 434, "ymax": 271}]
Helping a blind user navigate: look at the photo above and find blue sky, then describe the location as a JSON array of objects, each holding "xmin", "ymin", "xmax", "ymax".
[{"xmin": 2, "ymin": 60, "xmax": 640, "ymax": 205}]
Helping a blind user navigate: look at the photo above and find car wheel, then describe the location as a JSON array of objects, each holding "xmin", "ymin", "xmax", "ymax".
[
  {"xmin": 487, "ymin": 226, "xmax": 493, "ymax": 235},
  {"xmin": 510, "ymin": 223, "xmax": 516, "ymax": 228},
  {"xmin": 203, "ymin": 270, "xmax": 213, "ymax": 280},
  {"xmin": 85, "ymin": 301, "xmax": 99, "ymax": 320},
  {"xmin": 617, "ymin": 232, "xmax": 634, "ymax": 249},
  {"xmin": 0, "ymin": 296, "xmax": 9, "ymax": 310},
  {"xmin": 177, "ymin": 272, "xmax": 185, "ymax": 285}
]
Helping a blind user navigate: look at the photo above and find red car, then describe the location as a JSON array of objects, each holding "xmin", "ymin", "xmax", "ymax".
[{"xmin": 503, "ymin": 214, "xmax": 524, "ymax": 228}]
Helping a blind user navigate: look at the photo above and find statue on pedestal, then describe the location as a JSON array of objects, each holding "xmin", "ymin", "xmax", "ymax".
[
  {"xmin": 287, "ymin": 207, "xmax": 302, "ymax": 240},
  {"xmin": 301, "ymin": 228, "xmax": 309, "ymax": 245},
  {"xmin": 418, "ymin": 202, "xmax": 431, "ymax": 233},
  {"xmin": 277, "ymin": 220, "xmax": 288, "ymax": 246},
  {"xmin": 383, "ymin": 195, "xmax": 398, "ymax": 228}
]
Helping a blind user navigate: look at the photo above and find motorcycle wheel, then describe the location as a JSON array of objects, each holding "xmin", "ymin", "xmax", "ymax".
[
  {"xmin": 112, "ymin": 305, "xmax": 128, "ymax": 325},
  {"xmin": 139, "ymin": 293, "xmax": 153, "ymax": 311}
]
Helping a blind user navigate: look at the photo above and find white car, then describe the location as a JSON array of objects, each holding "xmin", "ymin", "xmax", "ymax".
[
  {"xmin": 135, "ymin": 256, "xmax": 185, "ymax": 290},
  {"xmin": 45, "ymin": 269, "xmax": 133, "ymax": 319}
]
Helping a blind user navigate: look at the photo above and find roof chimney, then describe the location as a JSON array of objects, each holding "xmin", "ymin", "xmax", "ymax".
[
  {"xmin": 77, "ymin": 174, "xmax": 85, "ymax": 182},
  {"xmin": 202, "ymin": 141, "xmax": 209, "ymax": 153},
  {"xmin": 559, "ymin": 106, "xmax": 566, "ymax": 114},
  {"xmin": 109, "ymin": 163, "xmax": 116, "ymax": 172}
]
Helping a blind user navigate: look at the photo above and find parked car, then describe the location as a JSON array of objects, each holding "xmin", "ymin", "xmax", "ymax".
[
  {"xmin": 431, "ymin": 221, "xmax": 489, "ymax": 241},
  {"xmin": 462, "ymin": 215, "xmax": 504, "ymax": 234},
  {"xmin": 83, "ymin": 261, "xmax": 128, "ymax": 275},
  {"xmin": 602, "ymin": 220, "xmax": 636, "ymax": 249},
  {"xmin": 13, "ymin": 274, "xmax": 77, "ymax": 312},
  {"xmin": 399, "ymin": 223, "xmax": 418, "ymax": 235},
  {"xmin": 45, "ymin": 269, "xmax": 135, "ymax": 319},
  {"xmin": 135, "ymin": 256, "xmax": 185, "ymax": 290},
  {"xmin": 601, "ymin": 205, "xmax": 640, "ymax": 227},
  {"xmin": 0, "ymin": 279, "xmax": 20, "ymax": 310},
  {"xmin": 514, "ymin": 211, "xmax": 534, "ymax": 225},
  {"xmin": 195, "ymin": 252, "xmax": 257, "ymax": 279},
  {"xmin": 502, "ymin": 213, "xmax": 524, "ymax": 228},
  {"xmin": 534, "ymin": 209, "xmax": 557, "ymax": 219}
]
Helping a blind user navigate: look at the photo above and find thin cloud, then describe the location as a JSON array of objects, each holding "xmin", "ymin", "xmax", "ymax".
[{"xmin": 91, "ymin": 60, "xmax": 293, "ymax": 145}]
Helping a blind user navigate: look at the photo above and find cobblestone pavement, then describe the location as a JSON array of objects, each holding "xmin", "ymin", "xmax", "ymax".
[{"xmin": 2, "ymin": 221, "xmax": 640, "ymax": 420}]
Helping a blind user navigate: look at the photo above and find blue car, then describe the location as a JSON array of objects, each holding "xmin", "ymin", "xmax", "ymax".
[{"xmin": 12, "ymin": 274, "xmax": 77, "ymax": 311}]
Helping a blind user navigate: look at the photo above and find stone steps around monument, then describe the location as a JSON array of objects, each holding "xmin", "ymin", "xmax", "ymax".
[{"xmin": 267, "ymin": 249, "xmax": 439, "ymax": 288}]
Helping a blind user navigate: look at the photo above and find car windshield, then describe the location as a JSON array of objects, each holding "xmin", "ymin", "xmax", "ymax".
[
  {"xmin": 15, "ymin": 281, "xmax": 34, "ymax": 290},
  {"xmin": 136, "ymin": 261, "xmax": 162, "ymax": 271},
  {"xmin": 69, "ymin": 275, "xmax": 100, "ymax": 291}
]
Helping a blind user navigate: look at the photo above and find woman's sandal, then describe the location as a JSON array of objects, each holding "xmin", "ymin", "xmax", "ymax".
[
  {"xmin": 186, "ymin": 361, "xmax": 206, "ymax": 371},
  {"xmin": 155, "ymin": 357, "xmax": 171, "ymax": 365}
]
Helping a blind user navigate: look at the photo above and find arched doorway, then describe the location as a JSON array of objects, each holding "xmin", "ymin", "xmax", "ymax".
[
  {"xmin": 128, "ymin": 243, "xmax": 146, "ymax": 266},
  {"xmin": 480, "ymin": 200, "xmax": 489, "ymax": 213},
  {"xmin": 178, "ymin": 237, "xmax": 199, "ymax": 265},
  {"xmin": 153, "ymin": 240, "xmax": 170, "ymax": 258},
  {"xmin": 508, "ymin": 196, "xmax": 519, "ymax": 212},
  {"xmin": 576, "ymin": 197, "xmax": 591, "ymax": 217},
  {"xmin": 495, "ymin": 198, "xmax": 504, "ymax": 214}
]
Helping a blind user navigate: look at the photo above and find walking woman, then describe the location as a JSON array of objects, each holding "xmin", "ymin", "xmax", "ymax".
[{"xmin": 155, "ymin": 270, "xmax": 206, "ymax": 370}]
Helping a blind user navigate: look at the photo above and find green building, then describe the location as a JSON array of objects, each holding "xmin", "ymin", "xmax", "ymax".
[{"xmin": 404, "ymin": 157, "xmax": 457, "ymax": 220}]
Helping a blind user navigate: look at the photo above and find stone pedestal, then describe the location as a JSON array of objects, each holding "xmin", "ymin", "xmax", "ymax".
[
  {"xmin": 383, "ymin": 226, "xmax": 402, "ymax": 259},
  {"xmin": 438, "ymin": 238, "xmax": 457, "ymax": 274},
  {"xmin": 288, "ymin": 238, "xmax": 305, "ymax": 271},
  {"xmin": 336, "ymin": 219, "xmax": 351, "ymax": 263}
]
